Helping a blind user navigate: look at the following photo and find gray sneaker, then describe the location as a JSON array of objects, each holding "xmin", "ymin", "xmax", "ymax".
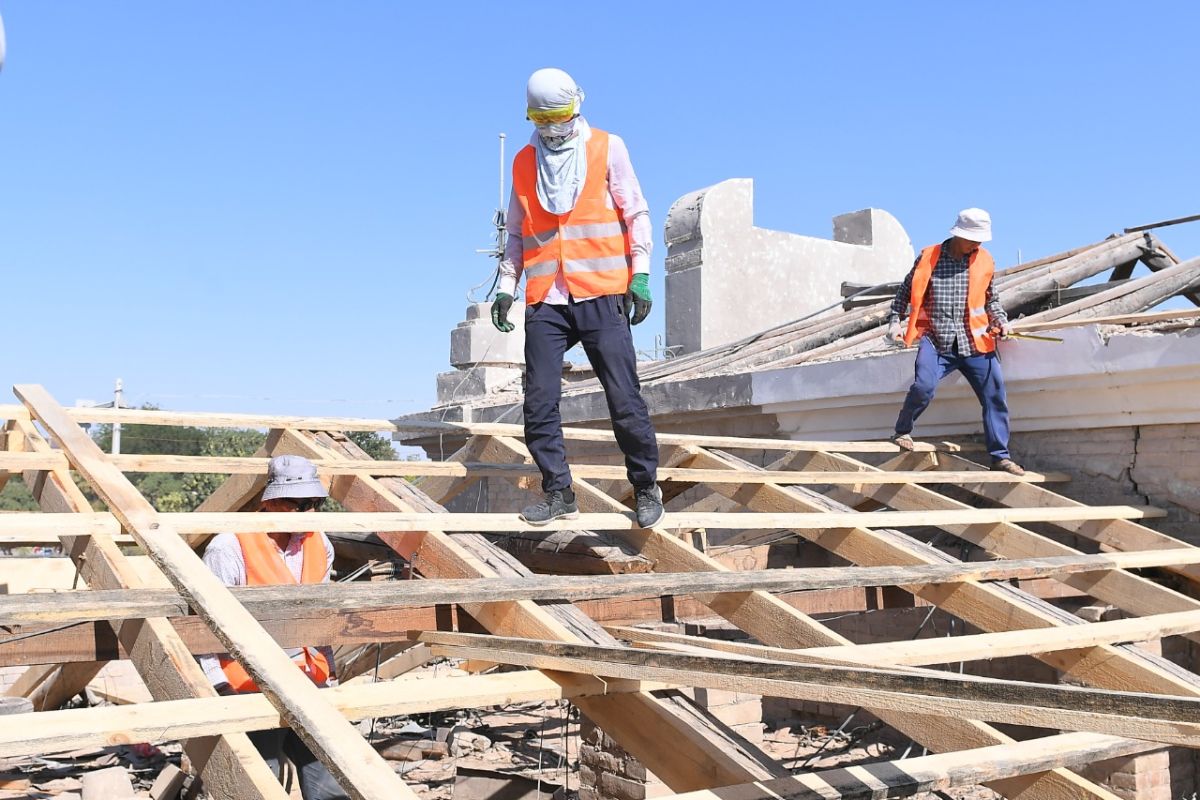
[
  {"xmin": 634, "ymin": 483, "xmax": 665, "ymax": 528},
  {"xmin": 520, "ymin": 488, "xmax": 579, "ymax": 525}
]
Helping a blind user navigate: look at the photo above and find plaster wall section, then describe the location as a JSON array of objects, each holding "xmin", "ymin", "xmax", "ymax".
[{"xmin": 664, "ymin": 179, "xmax": 914, "ymax": 355}]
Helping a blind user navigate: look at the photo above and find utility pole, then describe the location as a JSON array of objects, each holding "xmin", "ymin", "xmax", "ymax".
[{"xmin": 111, "ymin": 378, "xmax": 123, "ymax": 455}]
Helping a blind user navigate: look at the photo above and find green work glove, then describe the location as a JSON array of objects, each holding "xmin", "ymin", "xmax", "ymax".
[
  {"xmin": 625, "ymin": 274, "xmax": 652, "ymax": 326},
  {"xmin": 490, "ymin": 293, "xmax": 515, "ymax": 333}
]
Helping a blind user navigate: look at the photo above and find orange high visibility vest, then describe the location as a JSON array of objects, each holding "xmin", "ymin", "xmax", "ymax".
[
  {"xmin": 903, "ymin": 244, "xmax": 998, "ymax": 353},
  {"xmin": 219, "ymin": 533, "xmax": 331, "ymax": 693},
  {"xmin": 512, "ymin": 128, "xmax": 632, "ymax": 304}
]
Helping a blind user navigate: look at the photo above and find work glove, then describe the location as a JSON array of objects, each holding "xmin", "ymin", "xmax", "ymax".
[
  {"xmin": 885, "ymin": 318, "xmax": 904, "ymax": 345},
  {"xmin": 625, "ymin": 274, "xmax": 652, "ymax": 326},
  {"xmin": 1000, "ymin": 321, "xmax": 1015, "ymax": 338},
  {"xmin": 490, "ymin": 293, "xmax": 515, "ymax": 333}
]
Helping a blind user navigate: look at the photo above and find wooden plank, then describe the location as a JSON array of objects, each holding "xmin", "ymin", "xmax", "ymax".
[
  {"xmin": 162, "ymin": 505, "xmax": 1162, "ymax": 534},
  {"xmin": 475, "ymin": 436, "xmax": 1119, "ymax": 800},
  {"xmin": 9, "ymin": 451, "xmax": 1069, "ymax": 486},
  {"xmin": 613, "ymin": 607, "xmax": 1200, "ymax": 667},
  {"xmin": 799, "ymin": 449, "xmax": 1200, "ymax": 638},
  {"xmin": 0, "ymin": 404, "xmax": 976, "ymax": 453},
  {"xmin": 692, "ymin": 447, "xmax": 1200, "ymax": 700},
  {"xmin": 270, "ymin": 428, "xmax": 786, "ymax": 791},
  {"xmin": 934, "ymin": 451, "xmax": 1200, "ymax": 586},
  {"xmin": 1012, "ymin": 307, "xmax": 1200, "ymax": 331},
  {"xmin": 9, "ymin": 547, "xmax": 1200, "ymax": 629},
  {"xmin": 663, "ymin": 733, "xmax": 1144, "ymax": 800},
  {"xmin": 4, "ymin": 418, "xmax": 287, "ymax": 800},
  {"xmin": 4, "ymin": 503, "xmax": 1163, "ymax": 539},
  {"xmin": 418, "ymin": 631, "xmax": 1200, "ymax": 748},
  {"xmin": 16, "ymin": 385, "xmax": 414, "ymax": 800},
  {"xmin": 0, "ymin": 670, "xmax": 659, "ymax": 758}
]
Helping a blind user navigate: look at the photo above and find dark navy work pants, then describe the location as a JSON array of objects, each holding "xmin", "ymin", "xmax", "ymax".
[
  {"xmin": 523, "ymin": 295, "xmax": 659, "ymax": 492},
  {"xmin": 894, "ymin": 337, "xmax": 1011, "ymax": 460},
  {"xmin": 248, "ymin": 729, "xmax": 349, "ymax": 800}
]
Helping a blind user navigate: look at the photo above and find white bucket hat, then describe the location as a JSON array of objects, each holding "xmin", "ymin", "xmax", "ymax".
[
  {"xmin": 261, "ymin": 455, "xmax": 328, "ymax": 501},
  {"xmin": 950, "ymin": 208, "xmax": 992, "ymax": 242}
]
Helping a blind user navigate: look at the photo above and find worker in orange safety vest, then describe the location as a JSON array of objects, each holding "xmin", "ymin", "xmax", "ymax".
[
  {"xmin": 490, "ymin": 68, "xmax": 664, "ymax": 528},
  {"xmin": 197, "ymin": 455, "xmax": 348, "ymax": 800},
  {"xmin": 885, "ymin": 208, "xmax": 1025, "ymax": 475}
]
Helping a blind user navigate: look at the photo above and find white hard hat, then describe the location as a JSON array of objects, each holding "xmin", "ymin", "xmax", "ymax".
[{"xmin": 950, "ymin": 208, "xmax": 992, "ymax": 243}]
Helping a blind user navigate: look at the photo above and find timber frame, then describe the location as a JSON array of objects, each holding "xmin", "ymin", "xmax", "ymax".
[{"xmin": 2, "ymin": 384, "xmax": 1200, "ymax": 799}]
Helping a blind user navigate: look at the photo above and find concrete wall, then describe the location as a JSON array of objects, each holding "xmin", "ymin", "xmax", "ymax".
[{"xmin": 663, "ymin": 179, "xmax": 914, "ymax": 354}]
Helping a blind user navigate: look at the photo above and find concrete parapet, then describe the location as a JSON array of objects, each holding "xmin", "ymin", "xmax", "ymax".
[{"xmin": 663, "ymin": 179, "xmax": 913, "ymax": 354}]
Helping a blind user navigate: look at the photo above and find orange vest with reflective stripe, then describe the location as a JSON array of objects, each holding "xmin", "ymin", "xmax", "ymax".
[
  {"xmin": 219, "ymin": 533, "xmax": 331, "ymax": 693},
  {"xmin": 512, "ymin": 129, "xmax": 632, "ymax": 304},
  {"xmin": 903, "ymin": 244, "xmax": 997, "ymax": 354}
]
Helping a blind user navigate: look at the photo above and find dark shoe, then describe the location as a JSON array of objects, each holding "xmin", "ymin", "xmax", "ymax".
[
  {"xmin": 890, "ymin": 433, "xmax": 915, "ymax": 451},
  {"xmin": 991, "ymin": 458, "xmax": 1026, "ymax": 476},
  {"xmin": 520, "ymin": 488, "xmax": 579, "ymax": 525},
  {"xmin": 634, "ymin": 483, "xmax": 665, "ymax": 528}
]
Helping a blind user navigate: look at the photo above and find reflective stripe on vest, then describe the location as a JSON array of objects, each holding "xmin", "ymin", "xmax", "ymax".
[
  {"xmin": 220, "ymin": 532, "xmax": 331, "ymax": 693},
  {"xmin": 512, "ymin": 128, "xmax": 632, "ymax": 303},
  {"xmin": 903, "ymin": 244, "xmax": 997, "ymax": 354}
]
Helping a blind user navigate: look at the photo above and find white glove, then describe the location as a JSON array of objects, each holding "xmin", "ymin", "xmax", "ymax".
[
  {"xmin": 885, "ymin": 319, "xmax": 904, "ymax": 344},
  {"xmin": 999, "ymin": 321, "xmax": 1014, "ymax": 338}
]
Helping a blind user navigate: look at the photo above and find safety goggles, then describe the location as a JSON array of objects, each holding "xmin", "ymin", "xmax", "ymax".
[{"xmin": 527, "ymin": 100, "xmax": 577, "ymax": 125}]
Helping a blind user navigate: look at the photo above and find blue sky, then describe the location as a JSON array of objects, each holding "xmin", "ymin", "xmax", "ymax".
[{"xmin": 1, "ymin": 2, "xmax": 1197, "ymax": 420}]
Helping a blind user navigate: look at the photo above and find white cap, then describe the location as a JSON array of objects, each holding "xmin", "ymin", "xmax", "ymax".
[
  {"xmin": 950, "ymin": 208, "xmax": 992, "ymax": 242},
  {"xmin": 526, "ymin": 68, "xmax": 583, "ymax": 110}
]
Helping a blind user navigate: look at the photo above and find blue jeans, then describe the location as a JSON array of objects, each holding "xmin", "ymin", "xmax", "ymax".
[
  {"xmin": 894, "ymin": 337, "xmax": 1011, "ymax": 460},
  {"xmin": 523, "ymin": 295, "xmax": 659, "ymax": 492}
]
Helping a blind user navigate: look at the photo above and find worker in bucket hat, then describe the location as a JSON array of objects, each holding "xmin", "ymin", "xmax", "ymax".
[
  {"xmin": 197, "ymin": 455, "xmax": 349, "ymax": 799},
  {"xmin": 885, "ymin": 208, "xmax": 1024, "ymax": 475}
]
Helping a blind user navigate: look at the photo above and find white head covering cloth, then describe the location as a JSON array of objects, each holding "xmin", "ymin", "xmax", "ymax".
[{"xmin": 527, "ymin": 68, "xmax": 587, "ymax": 215}]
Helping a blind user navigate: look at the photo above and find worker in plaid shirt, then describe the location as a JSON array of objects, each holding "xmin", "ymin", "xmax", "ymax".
[{"xmin": 885, "ymin": 209, "xmax": 1024, "ymax": 475}]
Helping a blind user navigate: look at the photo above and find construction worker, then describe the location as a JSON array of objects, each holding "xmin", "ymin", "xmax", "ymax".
[
  {"xmin": 490, "ymin": 68, "xmax": 663, "ymax": 527},
  {"xmin": 197, "ymin": 455, "xmax": 349, "ymax": 800},
  {"xmin": 886, "ymin": 208, "xmax": 1025, "ymax": 476}
]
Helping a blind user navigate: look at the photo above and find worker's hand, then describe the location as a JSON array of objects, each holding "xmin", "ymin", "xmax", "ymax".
[
  {"xmin": 886, "ymin": 319, "xmax": 904, "ymax": 344},
  {"xmin": 625, "ymin": 274, "xmax": 652, "ymax": 326},
  {"xmin": 213, "ymin": 682, "xmax": 237, "ymax": 697},
  {"xmin": 1000, "ymin": 321, "xmax": 1015, "ymax": 338},
  {"xmin": 490, "ymin": 293, "xmax": 515, "ymax": 333}
]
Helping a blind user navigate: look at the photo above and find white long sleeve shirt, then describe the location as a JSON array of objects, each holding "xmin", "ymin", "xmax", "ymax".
[
  {"xmin": 498, "ymin": 125, "xmax": 652, "ymax": 304},
  {"xmin": 197, "ymin": 532, "xmax": 337, "ymax": 688}
]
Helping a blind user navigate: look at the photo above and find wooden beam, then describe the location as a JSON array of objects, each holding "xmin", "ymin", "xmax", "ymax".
[
  {"xmin": 9, "ymin": 547, "xmax": 1200, "ymax": 629},
  {"xmin": 2, "ymin": 503, "xmax": 1163, "ymax": 540},
  {"xmin": 2, "ymin": 451, "xmax": 1070, "ymax": 486},
  {"xmin": 474, "ymin": 436, "xmax": 1120, "ymax": 800},
  {"xmin": 418, "ymin": 631, "xmax": 1200, "ymax": 748},
  {"xmin": 0, "ymin": 670, "xmax": 658, "ymax": 758},
  {"xmin": 3, "ymin": 418, "xmax": 287, "ymax": 800},
  {"xmin": 1012, "ymin": 307, "xmax": 1200, "ymax": 331},
  {"xmin": 694, "ymin": 447, "xmax": 1200, "ymax": 701},
  {"xmin": 797, "ymin": 449, "xmax": 1200, "ymax": 639},
  {"xmin": 613, "ymin": 607, "xmax": 1200, "ymax": 667},
  {"xmin": 934, "ymin": 451, "xmax": 1200, "ymax": 586},
  {"xmin": 268, "ymin": 428, "xmax": 786, "ymax": 792},
  {"xmin": 663, "ymin": 733, "xmax": 1146, "ymax": 800},
  {"xmin": 0, "ymin": 403, "xmax": 976, "ymax": 453},
  {"xmin": 16, "ymin": 385, "xmax": 415, "ymax": 800}
]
